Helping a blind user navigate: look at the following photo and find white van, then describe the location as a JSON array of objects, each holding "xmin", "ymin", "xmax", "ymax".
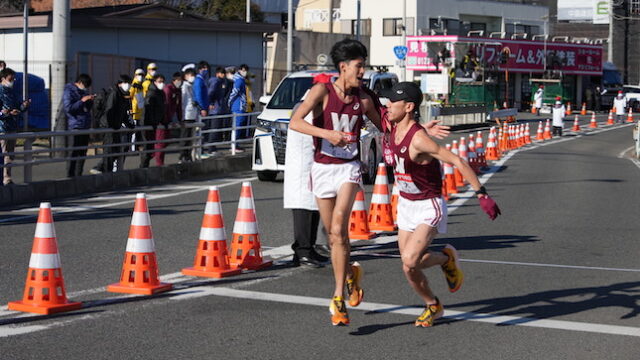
[{"xmin": 252, "ymin": 69, "xmax": 398, "ymax": 183}]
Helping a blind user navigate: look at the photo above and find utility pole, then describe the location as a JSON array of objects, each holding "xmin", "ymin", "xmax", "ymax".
[
  {"xmin": 246, "ymin": 0, "xmax": 250, "ymax": 23},
  {"xmin": 52, "ymin": 0, "xmax": 69, "ymax": 131},
  {"xmin": 287, "ymin": 0, "xmax": 293, "ymax": 74},
  {"xmin": 356, "ymin": 0, "xmax": 361, "ymax": 41},
  {"xmin": 401, "ymin": 0, "xmax": 406, "ymax": 81},
  {"xmin": 608, "ymin": 0, "xmax": 613, "ymax": 62},
  {"xmin": 22, "ymin": 0, "xmax": 29, "ymax": 132}
]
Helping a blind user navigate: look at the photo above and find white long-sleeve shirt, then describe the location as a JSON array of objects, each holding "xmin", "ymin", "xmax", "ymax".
[{"xmin": 552, "ymin": 105, "xmax": 565, "ymax": 127}]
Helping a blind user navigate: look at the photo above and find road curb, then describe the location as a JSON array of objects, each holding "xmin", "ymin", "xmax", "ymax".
[{"xmin": 0, "ymin": 154, "xmax": 252, "ymax": 207}]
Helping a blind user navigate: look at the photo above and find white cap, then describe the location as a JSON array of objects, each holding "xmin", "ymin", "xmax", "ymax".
[
  {"xmin": 147, "ymin": 62, "xmax": 157, "ymax": 70},
  {"xmin": 181, "ymin": 63, "xmax": 196, "ymax": 72},
  {"xmin": 555, "ymin": 101, "xmax": 562, "ymax": 105},
  {"xmin": 134, "ymin": 68, "xmax": 144, "ymax": 75}
]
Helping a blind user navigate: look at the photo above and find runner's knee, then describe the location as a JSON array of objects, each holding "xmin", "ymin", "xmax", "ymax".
[{"xmin": 401, "ymin": 253, "xmax": 421, "ymax": 272}]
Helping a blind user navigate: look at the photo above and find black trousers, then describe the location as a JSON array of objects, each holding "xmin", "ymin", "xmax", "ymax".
[
  {"xmin": 67, "ymin": 134, "xmax": 90, "ymax": 177},
  {"xmin": 552, "ymin": 126, "xmax": 563, "ymax": 137},
  {"xmin": 139, "ymin": 129, "xmax": 155, "ymax": 168},
  {"xmin": 291, "ymin": 209, "xmax": 320, "ymax": 258}
]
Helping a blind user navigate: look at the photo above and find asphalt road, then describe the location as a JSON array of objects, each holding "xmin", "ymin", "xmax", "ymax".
[{"xmin": 1, "ymin": 115, "xmax": 639, "ymax": 359}]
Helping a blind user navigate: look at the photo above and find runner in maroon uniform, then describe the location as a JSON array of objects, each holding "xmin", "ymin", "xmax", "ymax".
[
  {"xmin": 289, "ymin": 39, "xmax": 382, "ymax": 326},
  {"xmin": 385, "ymin": 82, "xmax": 501, "ymax": 327}
]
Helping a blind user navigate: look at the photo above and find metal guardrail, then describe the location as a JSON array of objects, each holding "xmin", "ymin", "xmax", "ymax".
[{"xmin": 0, "ymin": 112, "xmax": 260, "ymax": 184}]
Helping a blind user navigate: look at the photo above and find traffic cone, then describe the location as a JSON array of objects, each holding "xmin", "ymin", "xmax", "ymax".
[
  {"xmin": 107, "ymin": 193, "xmax": 172, "ymax": 295},
  {"xmin": 451, "ymin": 140, "xmax": 464, "ymax": 187},
  {"xmin": 444, "ymin": 144, "xmax": 458, "ymax": 194},
  {"xmin": 390, "ymin": 184, "xmax": 399, "ymax": 225},
  {"xmin": 485, "ymin": 128, "xmax": 499, "ymax": 161},
  {"xmin": 589, "ymin": 112, "xmax": 598, "ymax": 128},
  {"xmin": 565, "ymin": 102, "xmax": 572, "ymax": 116},
  {"xmin": 468, "ymin": 134, "xmax": 479, "ymax": 174},
  {"xmin": 182, "ymin": 186, "xmax": 242, "ymax": 278},
  {"xmin": 607, "ymin": 110, "xmax": 614, "ymax": 125},
  {"xmin": 581, "ymin": 102, "xmax": 587, "ymax": 115},
  {"xmin": 349, "ymin": 190, "xmax": 376, "ymax": 240},
  {"xmin": 627, "ymin": 108, "xmax": 634, "ymax": 123},
  {"xmin": 228, "ymin": 182, "xmax": 272, "ymax": 270},
  {"xmin": 543, "ymin": 120, "xmax": 552, "ymax": 140},
  {"xmin": 368, "ymin": 164, "xmax": 396, "ymax": 232},
  {"xmin": 524, "ymin": 123, "xmax": 532, "ymax": 144},
  {"xmin": 536, "ymin": 121, "xmax": 544, "ymax": 141},
  {"xmin": 8, "ymin": 203, "xmax": 82, "ymax": 315},
  {"xmin": 440, "ymin": 164, "xmax": 450, "ymax": 201},
  {"xmin": 572, "ymin": 115, "xmax": 581, "ymax": 131},
  {"xmin": 475, "ymin": 131, "xmax": 487, "ymax": 168},
  {"xmin": 531, "ymin": 104, "xmax": 537, "ymax": 114}
]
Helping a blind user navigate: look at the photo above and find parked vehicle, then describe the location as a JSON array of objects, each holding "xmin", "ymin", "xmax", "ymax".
[{"xmin": 252, "ymin": 69, "xmax": 398, "ymax": 183}]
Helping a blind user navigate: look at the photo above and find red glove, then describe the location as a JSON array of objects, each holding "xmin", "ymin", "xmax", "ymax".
[{"xmin": 479, "ymin": 196, "xmax": 501, "ymax": 220}]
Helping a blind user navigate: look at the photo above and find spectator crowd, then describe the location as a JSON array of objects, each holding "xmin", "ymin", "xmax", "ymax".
[{"xmin": 0, "ymin": 60, "xmax": 257, "ymax": 183}]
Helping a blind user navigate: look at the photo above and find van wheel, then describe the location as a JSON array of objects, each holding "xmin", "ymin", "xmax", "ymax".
[
  {"xmin": 363, "ymin": 144, "xmax": 377, "ymax": 184},
  {"xmin": 257, "ymin": 170, "xmax": 278, "ymax": 181}
]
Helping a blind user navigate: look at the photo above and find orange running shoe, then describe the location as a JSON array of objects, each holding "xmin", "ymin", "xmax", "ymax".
[
  {"xmin": 329, "ymin": 296, "xmax": 349, "ymax": 326},
  {"xmin": 441, "ymin": 245, "xmax": 464, "ymax": 293},
  {"xmin": 415, "ymin": 297, "xmax": 444, "ymax": 327},
  {"xmin": 346, "ymin": 262, "xmax": 364, "ymax": 307}
]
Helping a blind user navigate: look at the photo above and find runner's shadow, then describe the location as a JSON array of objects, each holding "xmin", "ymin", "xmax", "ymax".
[
  {"xmin": 448, "ymin": 281, "xmax": 640, "ymax": 324},
  {"xmin": 349, "ymin": 321, "xmax": 414, "ymax": 335}
]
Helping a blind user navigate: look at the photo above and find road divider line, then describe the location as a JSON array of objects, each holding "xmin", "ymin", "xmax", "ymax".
[
  {"xmin": 0, "ymin": 176, "xmax": 257, "ymax": 224},
  {"xmin": 176, "ymin": 287, "xmax": 640, "ymax": 338}
]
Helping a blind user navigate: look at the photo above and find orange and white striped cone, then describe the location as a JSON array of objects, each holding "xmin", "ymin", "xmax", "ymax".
[
  {"xmin": 444, "ymin": 144, "xmax": 458, "ymax": 194},
  {"xmin": 517, "ymin": 125, "xmax": 524, "ymax": 148},
  {"xmin": 107, "ymin": 193, "xmax": 173, "ymax": 295},
  {"xmin": 536, "ymin": 121, "xmax": 544, "ymax": 141},
  {"xmin": 467, "ymin": 134, "xmax": 480, "ymax": 174},
  {"xmin": 531, "ymin": 104, "xmax": 537, "ymax": 114},
  {"xmin": 390, "ymin": 184, "xmax": 399, "ymax": 226},
  {"xmin": 572, "ymin": 115, "xmax": 581, "ymax": 132},
  {"xmin": 543, "ymin": 120, "xmax": 552, "ymax": 140},
  {"xmin": 451, "ymin": 140, "xmax": 464, "ymax": 187},
  {"xmin": 606, "ymin": 110, "xmax": 614, "ymax": 125},
  {"xmin": 368, "ymin": 164, "xmax": 396, "ymax": 232},
  {"xmin": 475, "ymin": 131, "xmax": 487, "ymax": 168},
  {"xmin": 228, "ymin": 182, "xmax": 272, "ymax": 270},
  {"xmin": 627, "ymin": 108, "xmax": 634, "ymax": 123},
  {"xmin": 349, "ymin": 190, "xmax": 376, "ymax": 240},
  {"xmin": 8, "ymin": 203, "xmax": 82, "ymax": 315},
  {"xmin": 440, "ymin": 164, "xmax": 450, "ymax": 201},
  {"xmin": 581, "ymin": 102, "xmax": 587, "ymax": 116},
  {"xmin": 589, "ymin": 112, "xmax": 598, "ymax": 128},
  {"xmin": 182, "ymin": 186, "xmax": 242, "ymax": 278},
  {"xmin": 565, "ymin": 102, "xmax": 572, "ymax": 116},
  {"xmin": 524, "ymin": 123, "xmax": 532, "ymax": 144},
  {"xmin": 485, "ymin": 128, "xmax": 499, "ymax": 161}
]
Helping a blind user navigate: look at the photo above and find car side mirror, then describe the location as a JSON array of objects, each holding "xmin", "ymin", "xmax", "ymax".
[{"xmin": 259, "ymin": 95, "xmax": 272, "ymax": 106}]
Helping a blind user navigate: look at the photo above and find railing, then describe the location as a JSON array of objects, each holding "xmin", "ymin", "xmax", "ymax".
[{"xmin": 0, "ymin": 112, "xmax": 260, "ymax": 184}]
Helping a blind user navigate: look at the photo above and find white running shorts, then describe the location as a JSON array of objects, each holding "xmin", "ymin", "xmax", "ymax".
[
  {"xmin": 310, "ymin": 161, "xmax": 363, "ymax": 199},
  {"xmin": 397, "ymin": 196, "xmax": 447, "ymax": 234}
]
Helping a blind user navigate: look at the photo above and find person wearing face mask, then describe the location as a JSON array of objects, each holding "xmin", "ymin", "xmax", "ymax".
[
  {"xmin": 91, "ymin": 74, "xmax": 136, "ymax": 174},
  {"xmin": 228, "ymin": 64, "xmax": 249, "ymax": 148},
  {"xmin": 180, "ymin": 68, "xmax": 197, "ymax": 163},
  {"xmin": 63, "ymin": 73, "xmax": 95, "ymax": 177},
  {"xmin": 154, "ymin": 71, "xmax": 182, "ymax": 166},
  {"xmin": 206, "ymin": 66, "xmax": 227, "ymax": 149},
  {"xmin": 0, "ymin": 67, "xmax": 30, "ymax": 185},
  {"xmin": 141, "ymin": 74, "xmax": 166, "ymax": 168},
  {"xmin": 142, "ymin": 63, "xmax": 158, "ymax": 96},
  {"xmin": 193, "ymin": 61, "xmax": 213, "ymax": 157}
]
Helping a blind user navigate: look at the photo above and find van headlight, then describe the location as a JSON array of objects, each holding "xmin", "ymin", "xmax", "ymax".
[{"xmin": 257, "ymin": 119, "xmax": 273, "ymax": 131}]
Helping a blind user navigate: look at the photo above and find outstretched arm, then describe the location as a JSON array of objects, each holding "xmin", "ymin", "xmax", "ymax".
[{"xmin": 422, "ymin": 119, "xmax": 450, "ymax": 139}]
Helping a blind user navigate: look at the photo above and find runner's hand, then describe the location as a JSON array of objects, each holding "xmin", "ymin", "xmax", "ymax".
[
  {"xmin": 423, "ymin": 120, "xmax": 451, "ymax": 139},
  {"xmin": 327, "ymin": 130, "xmax": 347, "ymax": 147},
  {"xmin": 479, "ymin": 195, "xmax": 501, "ymax": 220}
]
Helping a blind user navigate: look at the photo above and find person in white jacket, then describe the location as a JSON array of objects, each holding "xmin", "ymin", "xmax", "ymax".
[
  {"xmin": 179, "ymin": 67, "xmax": 198, "ymax": 162},
  {"xmin": 613, "ymin": 91, "xmax": 627, "ymax": 123},
  {"xmin": 533, "ymin": 85, "xmax": 544, "ymax": 115},
  {"xmin": 284, "ymin": 89, "xmax": 329, "ymax": 268},
  {"xmin": 552, "ymin": 99, "xmax": 566, "ymax": 137}
]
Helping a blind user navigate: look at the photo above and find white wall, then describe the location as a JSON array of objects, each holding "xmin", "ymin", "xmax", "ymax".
[{"xmin": 0, "ymin": 29, "xmax": 54, "ymax": 87}]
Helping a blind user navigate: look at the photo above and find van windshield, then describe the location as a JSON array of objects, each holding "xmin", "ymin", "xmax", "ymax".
[{"xmin": 268, "ymin": 77, "xmax": 314, "ymax": 109}]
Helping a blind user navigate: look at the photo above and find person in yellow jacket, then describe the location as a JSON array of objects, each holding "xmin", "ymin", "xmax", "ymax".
[
  {"xmin": 142, "ymin": 62, "xmax": 157, "ymax": 96},
  {"xmin": 130, "ymin": 68, "xmax": 145, "ymax": 122}
]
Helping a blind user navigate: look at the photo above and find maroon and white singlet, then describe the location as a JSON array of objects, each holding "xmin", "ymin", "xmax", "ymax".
[
  {"xmin": 390, "ymin": 122, "xmax": 442, "ymax": 200},
  {"xmin": 313, "ymin": 82, "xmax": 364, "ymax": 164}
]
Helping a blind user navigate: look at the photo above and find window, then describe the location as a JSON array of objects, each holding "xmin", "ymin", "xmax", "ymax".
[
  {"xmin": 429, "ymin": 18, "xmax": 459, "ymax": 35},
  {"xmin": 268, "ymin": 77, "xmax": 314, "ymax": 110},
  {"xmin": 383, "ymin": 18, "xmax": 414, "ymax": 36},
  {"xmin": 348, "ymin": 19, "xmax": 371, "ymax": 35}
]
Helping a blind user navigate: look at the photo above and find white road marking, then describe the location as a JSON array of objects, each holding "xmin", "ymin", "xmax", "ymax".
[
  {"xmin": 616, "ymin": 144, "xmax": 640, "ymax": 171},
  {"xmin": 0, "ymin": 177, "xmax": 257, "ymax": 223},
  {"xmin": 175, "ymin": 287, "xmax": 640, "ymax": 338}
]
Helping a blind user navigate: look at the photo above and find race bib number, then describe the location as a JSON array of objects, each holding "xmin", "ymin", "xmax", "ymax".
[
  {"xmin": 321, "ymin": 139, "xmax": 358, "ymax": 159},
  {"xmin": 394, "ymin": 172, "xmax": 421, "ymax": 194}
]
